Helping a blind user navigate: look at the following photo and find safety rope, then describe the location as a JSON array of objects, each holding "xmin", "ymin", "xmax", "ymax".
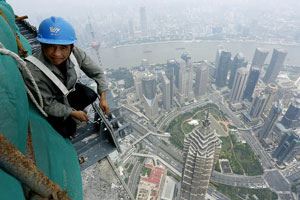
[
  {"xmin": 0, "ymin": 42, "xmax": 47, "ymax": 117},
  {"xmin": 0, "ymin": 8, "xmax": 28, "ymax": 57}
]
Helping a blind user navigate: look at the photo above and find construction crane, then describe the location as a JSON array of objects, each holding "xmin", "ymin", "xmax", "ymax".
[{"xmin": 88, "ymin": 17, "xmax": 102, "ymax": 67}]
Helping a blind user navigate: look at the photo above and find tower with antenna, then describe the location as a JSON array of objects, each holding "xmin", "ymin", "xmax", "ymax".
[
  {"xmin": 180, "ymin": 110, "xmax": 222, "ymax": 200},
  {"xmin": 88, "ymin": 17, "xmax": 102, "ymax": 67}
]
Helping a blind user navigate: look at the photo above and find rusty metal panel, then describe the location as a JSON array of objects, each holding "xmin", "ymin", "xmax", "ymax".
[{"xmin": 0, "ymin": 133, "xmax": 71, "ymax": 200}]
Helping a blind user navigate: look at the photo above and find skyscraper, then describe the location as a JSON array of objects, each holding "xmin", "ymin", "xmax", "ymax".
[
  {"xmin": 281, "ymin": 98, "xmax": 300, "ymax": 129},
  {"xmin": 251, "ymin": 48, "xmax": 269, "ymax": 68},
  {"xmin": 141, "ymin": 74, "xmax": 158, "ymax": 120},
  {"xmin": 182, "ymin": 53, "xmax": 193, "ymax": 100},
  {"xmin": 229, "ymin": 67, "xmax": 249, "ymax": 103},
  {"xmin": 194, "ymin": 64, "xmax": 209, "ymax": 97},
  {"xmin": 215, "ymin": 50, "xmax": 231, "ymax": 88},
  {"xmin": 180, "ymin": 114, "xmax": 221, "ymax": 200},
  {"xmin": 228, "ymin": 53, "xmax": 245, "ymax": 89},
  {"xmin": 258, "ymin": 101, "xmax": 282, "ymax": 141},
  {"xmin": 272, "ymin": 131, "xmax": 300, "ymax": 164},
  {"xmin": 214, "ymin": 46, "xmax": 223, "ymax": 71},
  {"xmin": 128, "ymin": 19, "xmax": 134, "ymax": 37},
  {"xmin": 140, "ymin": 7, "xmax": 147, "ymax": 36},
  {"xmin": 177, "ymin": 60, "xmax": 186, "ymax": 104},
  {"xmin": 243, "ymin": 66, "xmax": 260, "ymax": 102},
  {"xmin": 166, "ymin": 60, "xmax": 178, "ymax": 107},
  {"xmin": 161, "ymin": 72, "xmax": 171, "ymax": 111},
  {"xmin": 249, "ymin": 91, "xmax": 267, "ymax": 118},
  {"xmin": 133, "ymin": 71, "xmax": 144, "ymax": 101},
  {"xmin": 263, "ymin": 83, "xmax": 278, "ymax": 116},
  {"xmin": 141, "ymin": 59, "xmax": 149, "ymax": 69},
  {"xmin": 181, "ymin": 52, "xmax": 191, "ymax": 64},
  {"xmin": 142, "ymin": 74, "xmax": 156, "ymax": 102},
  {"xmin": 263, "ymin": 49, "xmax": 287, "ymax": 84}
]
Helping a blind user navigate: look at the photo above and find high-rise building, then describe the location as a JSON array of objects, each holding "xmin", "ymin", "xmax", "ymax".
[
  {"xmin": 166, "ymin": 60, "xmax": 179, "ymax": 107},
  {"xmin": 258, "ymin": 101, "xmax": 282, "ymax": 141},
  {"xmin": 249, "ymin": 91, "xmax": 267, "ymax": 118},
  {"xmin": 167, "ymin": 60, "xmax": 181, "ymax": 93},
  {"xmin": 263, "ymin": 49, "xmax": 287, "ymax": 84},
  {"xmin": 182, "ymin": 53, "xmax": 193, "ymax": 101},
  {"xmin": 141, "ymin": 74, "xmax": 158, "ymax": 120},
  {"xmin": 161, "ymin": 72, "xmax": 171, "ymax": 111},
  {"xmin": 263, "ymin": 83, "xmax": 278, "ymax": 116},
  {"xmin": 272, "ymin": 131, "xmax": 300, "ymax": 164},
  {"xmin": 185, "ymin": 67, "xmax": 193, "ymax": 100},
  {"xmin": 281, "ymin": 98, "xmax": 300, "ymax": 129},
  {"xmin": 180, "ymin": 114, "xmax": 221, "ymax": 200},
  {"xmin": 177, "ymin": 60, "xmax": 186, "ymax": 104},
  {"xmin": 214, "ymin": 46, "xmax": 223, "ymax": 71},
  {"xmin": 133, "ymin": 71, "xmax": 144, "ymax": 101},
  {"xmin": 276, "ymin": 78, "xmax": 297, "ymax": 107},
  {"xmin": 128, "ymin": 20, "xmax": 134, "ymax": 37},
  {"xmin": 141, "ymin": 59, "xmax": 149, "ymax": 69},
  {"xmin": 273, "ymin": 122, "xmax": 290, "ymax": 143},
  {"xmin": 194, "ymin": 64, "xmax": 209, "ymax": 97},
  {"xmin": 228, "ymin": 53, "xmax": 245, "ymax": 89},
  {"xmin": 215, "ymin": 50, "xmax": 231, "ymax": 88},
  {"xmin": 229, "ymin": 67, "xmax": 249, "ymax": 103},
  {"xmin": 142, "ymin": 74, "xmax": 157, "ymax": 101},
  {"xmin": 243, "ymin": 66, "xmax": 260, "ymax": 102},
  {"xmin": 251, "ymin": 48, "xmax": 269, "ymax": 68},
  {"xmin": 181, "ymin": 52, "xmax": 191, "ymax": 64},
  {"xmin": 140, "ymin": 7, "xmax": 147, "ymax": 36}
]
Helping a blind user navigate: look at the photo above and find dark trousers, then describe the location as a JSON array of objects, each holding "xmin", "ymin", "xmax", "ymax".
[{"xmin": 47, "ymin": 83, "xmax": 98, "ymax": 138}]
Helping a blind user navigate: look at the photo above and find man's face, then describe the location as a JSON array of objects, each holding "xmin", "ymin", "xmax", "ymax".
[{"xmin": 42, "ymin": 44, "xmax": 72, "ymax": 66}]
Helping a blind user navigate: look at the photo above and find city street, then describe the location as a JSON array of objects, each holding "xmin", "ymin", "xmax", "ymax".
[{"xmin": 124, "ymin": 91, "xmax": 296, "ymax": 199}]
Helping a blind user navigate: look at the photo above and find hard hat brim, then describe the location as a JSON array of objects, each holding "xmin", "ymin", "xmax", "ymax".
[{"xmin": 37, "ymin": 37, "xmax": 77, "ymax": 45}]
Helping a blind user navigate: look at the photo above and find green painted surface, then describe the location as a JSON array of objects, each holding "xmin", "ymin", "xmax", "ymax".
[{"xmin": 0, "ymin": 1, "xmax": 82, "ymax": 199}]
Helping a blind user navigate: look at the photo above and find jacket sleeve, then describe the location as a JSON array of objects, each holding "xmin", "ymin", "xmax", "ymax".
[
  {"xmin": 21, "ymin": 62, "xmax": 73, "ymax": 118},
  {"xmin": 72, "ymin": 46, "xmax": 108, "ymax": 94}
]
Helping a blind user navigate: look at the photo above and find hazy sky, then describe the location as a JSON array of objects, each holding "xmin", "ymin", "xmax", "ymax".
[
  {"xmin": 6, "ymin": 0, "xmax": 300, "ymax": 30},
  {"xmin": 7, "ymin": 0, "xmax": 300, "ymax": 21}
]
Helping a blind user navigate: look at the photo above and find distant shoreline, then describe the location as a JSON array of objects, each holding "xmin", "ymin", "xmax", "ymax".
[
  {"xmin": 105, "ymin": 39, "xmax": 300, "ymax": 49},
  {"xmin": 87, "ymin": 39, "xmax": 300, "ymax": 68}
]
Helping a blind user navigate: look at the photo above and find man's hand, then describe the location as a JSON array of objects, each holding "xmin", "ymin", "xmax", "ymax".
[
  {"xmin": 70, "ymin": 110, "xmax": 89, "ymax": 122},
  {"xmin": 100, "ymin": 99, "xmax": 109, "ymax": 116},
  {"xmin": 99, "ymin": 91, "xmax": 109, "ymax": 115}
]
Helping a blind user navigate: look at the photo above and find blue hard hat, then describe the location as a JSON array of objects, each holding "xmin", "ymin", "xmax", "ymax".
[{"xmin": 37, "ymin": 16, "xmax": 77, "ymax": 45}]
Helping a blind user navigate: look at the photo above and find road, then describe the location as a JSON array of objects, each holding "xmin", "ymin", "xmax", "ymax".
[
  {"xmin": 129, "ymin": 124, "xmax": 233, "ymax": 200},
  {"xmin": 132, "ymin": 153, "xmax": 182, "ymax": 176},
  {"xmin": 207, "ymin": 186, "xmax": 230, "ymax": 200},
  {"xmin": 132, "ymin": 120, "xmax": 271, "ymax": 189},
  {"xmin": 263, "ymin": 170, "xmax": 291, "ymax": 192},
  {"xmin": 130, "ymin": 162, "xmax": 143, "ymax": 194},
  {"xmin": 127, "ymin": 160, "xmax": 142, "ymax": 193},
  {"xmin": 282, "ymin": 163, "xmax": 300, "ymax": 184},
  {"xmin": 240, "ymin": 130, "xmax": 274, "ymax": 169},
  {"xmin": 211, "ymin": 171, "xmax": 266, "ymax": 188},
  {"xmin": 132, "ymin": 153, "xmax": 230, "ymax": 200},
  {"xmin": 212, "ymin": 93, "xmax": 275, "ymax": 169},
  {"xmin": 212, "ymin": 93, "xmax": 294, "ymax": 198},
  {"xmin": 156, "ymin": 93, "xmax": 222, "ymax": 130},
  {"xmin": 131, "ymin": 122, "xmax": 183, "ymax": 169},
  {"xmin": 131, "ymin": 131, "xmax": 170, "ymax": 146},
  {"xmin": 125, "ymin": 91, "xmax": 296, "ymax": 198}
]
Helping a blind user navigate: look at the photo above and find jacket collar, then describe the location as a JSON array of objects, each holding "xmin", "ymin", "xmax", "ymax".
[{"xmin": 34, "ymin": 50, "xmax": 77, "ymax": 89}]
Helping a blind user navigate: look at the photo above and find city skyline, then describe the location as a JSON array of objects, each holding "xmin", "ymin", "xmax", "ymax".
[{"xmin": 5, "ymin": 0, "xmax": 300, "ymax": 199}]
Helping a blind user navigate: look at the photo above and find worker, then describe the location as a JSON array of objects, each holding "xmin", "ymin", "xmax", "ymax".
[{"xmin": 22, "ymin": 16, "xmax": 109, "ymax": 138}]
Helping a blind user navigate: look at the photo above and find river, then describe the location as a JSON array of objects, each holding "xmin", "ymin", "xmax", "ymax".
[{"xmin": 85, "ymin": 40, "xmax": 300, "ymax": 69}]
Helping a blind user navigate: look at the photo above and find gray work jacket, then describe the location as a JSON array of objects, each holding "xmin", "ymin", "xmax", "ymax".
[{"xmin": 22, "ymin": 46, "xmax": 108, "ymax": 118}]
